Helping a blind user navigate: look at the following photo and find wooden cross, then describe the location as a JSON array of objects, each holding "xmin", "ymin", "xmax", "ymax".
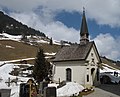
[{"xmin": 5, "ymin": 77, "xmax": 11, "ymax": 87}]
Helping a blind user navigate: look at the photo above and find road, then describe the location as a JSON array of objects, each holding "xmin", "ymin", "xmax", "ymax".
[{"xmin": 83, "ymin": 84, "xmax": 120, "ymax": 97}]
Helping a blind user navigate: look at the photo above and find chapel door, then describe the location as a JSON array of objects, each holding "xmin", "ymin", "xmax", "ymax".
[{"xmin": 91, "ymin": 68, "xmax": 95, "ymax": 85}]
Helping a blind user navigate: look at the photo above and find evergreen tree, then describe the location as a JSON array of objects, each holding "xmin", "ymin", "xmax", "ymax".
[
  {"xmin": 33, "ymin": 48, "xmax": 50, "ymax": 83},
  {"xmin": 49, "ymin": 37, "xmax": 53, "ymax": 45}
]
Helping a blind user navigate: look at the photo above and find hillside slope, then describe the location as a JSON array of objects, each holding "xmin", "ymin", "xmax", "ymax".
[
  {"xmin": 0, "ymin": 11, "xmax": 45, "ymax": 36},
  {"xmin": 101, "ymin": 57, "xmax": 120, "ymax": 70},
  {"xmin": 0, "ymin": 39, "xmax": 61, "ymax": 62},
  {"xmin": 0, "ymin": 40, "xmax": 38, "ymax": 61}
]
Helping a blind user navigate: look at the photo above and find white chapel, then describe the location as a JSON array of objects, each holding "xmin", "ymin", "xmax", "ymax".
[{"xmin": 52, "ymin": 9, "xmax": 101, "ymax": 88}]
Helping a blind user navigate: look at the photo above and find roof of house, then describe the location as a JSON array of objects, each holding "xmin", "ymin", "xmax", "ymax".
[{"xmin": 53, "ymin": 41, "xmax": 94, "ymax": 62}]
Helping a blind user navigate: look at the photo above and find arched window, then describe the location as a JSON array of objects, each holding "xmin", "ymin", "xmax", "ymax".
[
  {"xmin": 91, "ymin": 68, "xmax": 95, "ymax": 75},
  {"xmin": 66, "ymin": 68, "xmax": 72, "ymax": 81}
]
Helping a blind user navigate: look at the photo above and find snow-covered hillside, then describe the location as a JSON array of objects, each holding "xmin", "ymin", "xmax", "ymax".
[
  {"xmin": 100, "ymin": 63, "xmax": 120, "ymax": 83},
  {"xmin": 0, "ymin": 32, "xmax": 74, "ymax": 46},
  {"xmin": 0, "ymin": 32, "xmax": 62, "ymax": 45}
]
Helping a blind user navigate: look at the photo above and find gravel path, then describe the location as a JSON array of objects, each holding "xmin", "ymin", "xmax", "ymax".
[{"xmin": 83, "ymin": 84, "xmax": 120, "ymax": 97}]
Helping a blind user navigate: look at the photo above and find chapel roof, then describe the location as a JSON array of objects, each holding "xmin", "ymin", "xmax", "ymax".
[{"xmin": 53, "ymin": 41, "xmax": 94, "ymax": 62}]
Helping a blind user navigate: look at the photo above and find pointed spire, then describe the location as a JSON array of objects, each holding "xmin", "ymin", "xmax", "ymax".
[{"xmin": 80, "ymin": 7, "xmax": 89, "ymax": 44}]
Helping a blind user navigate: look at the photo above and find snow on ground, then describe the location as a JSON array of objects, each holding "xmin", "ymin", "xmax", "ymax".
[
  {"xmin": 53, "ymin": 40, "xmax": 61, "ymax": 45},
  {"xmin": 0, "ymin": 62, "xmax": 32, "ymax": 97},
  {"xmin": 48, "ymin": 82, "xmax": 84, "ymax": 97},
  {"xmin": 3, "ymin": 57, "xmax": 35, "ymax": 63},
  {"xmin": 100, "ymin": 63, "xmax": 120, "ymax": 83},
  {"xmin": 57, "ymin": 82, "xmax": 84, "ymax": 97},
  {"xmin": 6, "ymin": 45, "xmax": 15, "ymax": 49},
  {"xmin": 44, "ymin": 52, "xmax": 56, "ymax": 56},
  {"xmin": 0, "ymin": 81, "xmax": 10, "ymax": 89},
  {"xmin": 10, "ymin": 86, "xmax": 19, "ymax": 97},
  {"xmin": 53, "ymin": 40, "xmax": 71, "ymax": 46},
  {"xmin": 44, "ymin": 52, "xmax": 56, "ymax": 59},
  {"xmin": 37, "ymin": 39, "xmax": 49, "ymax": 44},
  {"xmin": 100, "ymin": 63, "xmax": 120, "ymax": 76},
  {"xmin": 0, "ymin": 33, "xmax": 22, "ymax": 41}
]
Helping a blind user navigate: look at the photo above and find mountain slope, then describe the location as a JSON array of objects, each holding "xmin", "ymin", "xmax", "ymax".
[
  {"xmin": 101, "ymin": 57, "xmax": 120, "ymax": 70},
  {"xmin": 0, "ymin": 40, "xmax": 38, "ymax": 61},
  {"xmin": 0, "ymin": 38, "xmax": 61, "ymax": 62},
  {"xmin": 0, "ymin": 11, "xmax": 45, "ymax": 37}
]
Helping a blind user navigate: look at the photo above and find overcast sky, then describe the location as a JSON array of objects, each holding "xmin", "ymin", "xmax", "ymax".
[{"xmin": 0, "ymin": 0, "xmax": 120, "ymax": 60}]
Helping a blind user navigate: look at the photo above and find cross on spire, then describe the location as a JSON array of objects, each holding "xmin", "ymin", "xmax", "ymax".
[{"xmin": 83, "ymin": 7, "xmax": 85, "ymax": 13}]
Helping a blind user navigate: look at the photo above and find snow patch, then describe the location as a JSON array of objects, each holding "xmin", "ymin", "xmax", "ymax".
[
  {"xmin": 6, "ymin": 45, "xmax": 15, "ymax": 49},
  {"xmin": 100, "ymin": 63, "xmax": 120, "ymax": 83},
  {"xmin": 0, "ymin": 33, "xmax": 22, "ymax": 41},
  {"xmin": 57, "ymin": 82, "xmax": 84, "ymax": 96},
  {"xmin": 44, "ymin": 52, "xmax": 56, "ymax": 56}
]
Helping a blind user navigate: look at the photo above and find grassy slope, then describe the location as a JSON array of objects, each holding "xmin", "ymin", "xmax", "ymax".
[
  {"xmin": 0, "ymin": 40, "xmax": 61, "ymax": 61},
  {"xmin": 101, "ymin": 57, "xmax": 120, "ymax": 70}
]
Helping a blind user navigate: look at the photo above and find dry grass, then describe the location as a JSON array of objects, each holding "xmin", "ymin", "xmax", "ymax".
[
  {"xmin": 38, "ymin": 43, "xmax": 61, "ymax": 53},
  {"xmin": 101, "ymin": 57, "xmax": 120, "ymax": 70},
  {"xmin": 0, "ymin": 40, "xmax": 61, "ymax": 62}
]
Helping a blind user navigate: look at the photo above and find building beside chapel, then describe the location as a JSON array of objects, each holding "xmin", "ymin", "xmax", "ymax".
[{"xmin": 52, "ymin": 9, "xmax": 101, "ymax": 88}]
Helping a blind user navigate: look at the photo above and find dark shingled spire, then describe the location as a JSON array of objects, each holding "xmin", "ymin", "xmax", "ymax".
[{"xmin": 80, "ymin": 8, "xmax": 89, "ymax": 44}]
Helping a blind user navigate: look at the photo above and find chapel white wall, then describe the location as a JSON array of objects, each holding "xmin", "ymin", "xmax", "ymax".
[
  {"xmin": 86, "ymin": 45, "xmax": 99, "ymax": 64},
  {"xmin": 86, "ymin": 45, "xmax": 100, "ymax": 86},
  {"xmin": 53, "ymin": 61, "xmax": 86, "ymax": 85}
]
